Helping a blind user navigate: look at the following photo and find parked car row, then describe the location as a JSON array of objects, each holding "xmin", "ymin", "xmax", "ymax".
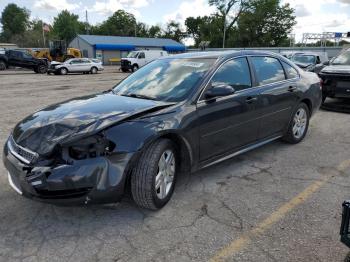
[{"xmin": 283, "ymin": 49, "xmax": 350, "ymax": 103}]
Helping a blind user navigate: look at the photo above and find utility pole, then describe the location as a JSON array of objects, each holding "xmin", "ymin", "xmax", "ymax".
[
  {"xmin": 85, "ymin": 10, "xmax": 89, "ymax": 34},
  {"xmin": 41, "ymin": 21, "xmax": 46, "ymax": 47},
  {"xmin": 222, "ymin": 14, "xmax": 226, "ymax": 48}
]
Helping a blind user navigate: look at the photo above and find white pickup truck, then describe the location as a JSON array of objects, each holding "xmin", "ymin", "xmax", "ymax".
[{"xmin": 120, "ymin": 50, "xmax": 169, "ymax": 72}]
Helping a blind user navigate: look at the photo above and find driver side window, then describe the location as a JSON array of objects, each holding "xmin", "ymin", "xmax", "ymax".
[
  {"xmin": 138, "ymin": 52, "xmax": 145, "ymax": 59},
  {"xmin": 211, "ymin": 57, "xmax": 252, "ymax": 92}
]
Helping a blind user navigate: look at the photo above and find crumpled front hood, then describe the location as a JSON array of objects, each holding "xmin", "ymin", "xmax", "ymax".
[
  {"xmin": 295, "ymin": 62, "xmax": 312, "ymax": 69},
  {"xmin": 321, "ymin": 65, "xmax": 350, "ymax": 74},
  {"xmin": 12, "ymin": 93, "xmax": 171, "ymax": 155}
]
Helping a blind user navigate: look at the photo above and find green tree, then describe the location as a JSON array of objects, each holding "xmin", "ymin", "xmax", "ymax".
[
  {"xmin": 236, "ymin": 0, "xmax": 296, "ymax": 47},
  {"xmin": 185, "ymin": 15, "xmax": 229, "ymax": 48},
  {"xmin": 163, "ymin": 21, "xmax": 185, "ymax": 42},
  {"xmin": 0, "ymin": 3, "xmax": 30, "ymax": 41},
  {"xmin": 52, "ymin": 10, "xmax": 84, "ymax": 43},
  {"xmin": 148, "ymin": 25, "xmax": 162, "ymax": 38},
  {"xmin": 208, "ymin": 0, "xmax": 248, "ymax": 47},
  {"xmin": 94, "ymin": 10, "xmax": 137, "ymax": 36}
]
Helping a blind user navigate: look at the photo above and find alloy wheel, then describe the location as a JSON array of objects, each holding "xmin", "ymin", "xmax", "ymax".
[
  {"xmin": 155, "ymin": 149, "xmax": 175, "ymax": 199},
  {"xmin": 292, "ymin": 108, "xmax": 307, "ymax": 139}
]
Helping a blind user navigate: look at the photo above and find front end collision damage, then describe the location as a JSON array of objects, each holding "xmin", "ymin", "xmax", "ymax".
[{"xmin": 3, "ymin": 97, "xmax": 179, "ymax": 205}]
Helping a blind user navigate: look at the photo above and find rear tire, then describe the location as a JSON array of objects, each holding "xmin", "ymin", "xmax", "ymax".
[
  {"xmin": 131, "ymin": 139, "xmax": 178, "ymax": 210},
  {"xmin": 37, "ymin": 64, "xmax": 47, "ymax": 74},
  {"xmin": 282, "ymin": 103, "xmax": 310, "ymax": 144},
  {"xmin": 0, "ymin": 61, "xmax": 6, "ymax": 71}
]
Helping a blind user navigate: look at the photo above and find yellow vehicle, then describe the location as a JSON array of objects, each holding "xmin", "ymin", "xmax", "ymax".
[{"xmin": 33, "ymin": 40, "xmax": 82, "ymax": 62}]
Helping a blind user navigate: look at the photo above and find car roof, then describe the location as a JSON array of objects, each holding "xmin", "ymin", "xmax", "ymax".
[{"xmin": 162, "ymin": 50, "xmax": 283, "ymax": 60}]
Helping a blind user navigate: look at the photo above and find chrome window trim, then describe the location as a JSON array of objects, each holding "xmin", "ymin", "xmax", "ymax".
[{"xmin": 196, "ymin": 54, "xmax": 300, "ymax": 104}]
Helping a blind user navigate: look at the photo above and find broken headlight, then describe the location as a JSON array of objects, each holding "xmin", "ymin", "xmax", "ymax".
[{"xmin": 68, "ymin": 135, "xmax": 116, "ymax": 160}]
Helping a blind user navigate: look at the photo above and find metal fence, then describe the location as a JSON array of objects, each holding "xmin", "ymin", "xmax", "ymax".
[{"xmin": 187, "ymin": 46, "xmax": 345, "ymax": 58}]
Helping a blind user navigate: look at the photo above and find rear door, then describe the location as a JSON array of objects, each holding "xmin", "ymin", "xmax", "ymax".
[
  {"xmin": 249, "ymin": 56, "xmax": 301, "ymax": 139},
  {"xmin": 197, "ymin": 57, "xmax": 261, "ymax": 161}
]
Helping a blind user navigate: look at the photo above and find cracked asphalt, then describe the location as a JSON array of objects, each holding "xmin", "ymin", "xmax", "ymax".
[{"xmin": 0, "ymin": 67, "xmax": 350, "ymax": 262}]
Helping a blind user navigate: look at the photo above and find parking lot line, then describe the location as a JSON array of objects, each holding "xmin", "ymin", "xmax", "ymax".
[{"xmin": 210, "ymin": 159, "xmax": 350, "ymax": 262}]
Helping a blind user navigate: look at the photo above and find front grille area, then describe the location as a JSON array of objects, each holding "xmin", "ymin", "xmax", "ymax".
[
  {"xmin": 8, "ymin": 136, "xmax": 38, "ymax": 164},
  {"xmin": 121, "ymin": 60, "xmax": 130, "ymax": 66}
]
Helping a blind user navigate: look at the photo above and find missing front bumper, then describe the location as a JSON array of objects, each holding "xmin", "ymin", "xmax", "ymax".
[{"xmin": 3, "ymin": 143, "xmax": 134, "ymax": 205}]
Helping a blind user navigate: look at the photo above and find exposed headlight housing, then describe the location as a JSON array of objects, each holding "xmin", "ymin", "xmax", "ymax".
[{"xmin": 68, "ymin": 134, "xmax": 116, "ymax": 160}]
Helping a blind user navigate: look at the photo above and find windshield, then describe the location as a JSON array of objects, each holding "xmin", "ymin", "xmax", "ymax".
[
  {"xmin": 127, "ymin": 51, "xmax": 139, "ymax": 58},
  {"xmin": 113, "ymin": 58, "xmax": 215, "ymax": 102},
  {"xmin": 331, "ymin": 50, "xmax": 350, "ymax": 65},
  {"xmin": 292, "ymin": 55, "xmax": 316, "ymax": 64}
]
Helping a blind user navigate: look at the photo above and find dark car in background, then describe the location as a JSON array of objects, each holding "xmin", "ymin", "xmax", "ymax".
[
  {"xmin": 319, "ymin": 48, "xmax": 350, "ymax": 103},
  {"xmin": 0, "ymin": 49, "xmax": 48, "ymax": 73},
  {"xmin": 285, "ymin": 52, "xmax": 328, "ymax": 73},
  {"xmin": 3, "ymin": 51, "xmax": 322, "ymax": 210}
]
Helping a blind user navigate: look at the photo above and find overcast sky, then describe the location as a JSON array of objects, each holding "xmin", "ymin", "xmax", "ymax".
[{"xmin": 1, "ymin": 0, "xmax": 350, "ymax": 43}]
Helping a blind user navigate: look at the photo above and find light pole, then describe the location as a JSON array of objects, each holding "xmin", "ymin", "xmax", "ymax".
[{"xmin": 222, "ymin": 14, "xmax": 226, "ymax": 49}]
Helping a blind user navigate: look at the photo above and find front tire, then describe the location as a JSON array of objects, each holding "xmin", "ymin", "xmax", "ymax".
[
  {"xmin": 60, "ymin": 67, "xmax": 68, "ymax": 75},
  {"xmin": 283, "ymin": 103, "xmax": 310, "ymax": 144},
  {"xmin": 132, "ymin": 64, "xmax": 139, "ymax": 72},
  {"xmin": 131, "ymin": 139, "xmax": 177, "ymax": 210}
]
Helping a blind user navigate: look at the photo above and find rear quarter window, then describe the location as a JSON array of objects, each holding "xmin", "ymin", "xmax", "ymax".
[
  {"xmin": 282, "ymin": 61, "xmax": 299, "ymax": 79},
  {"xmin": 251, "ymin": 56, "xmax": 286, "ymax": 85}
]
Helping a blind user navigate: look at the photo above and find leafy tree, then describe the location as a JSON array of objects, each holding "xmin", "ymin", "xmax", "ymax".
[
  {"xmin": 52, "ymin": 10, "xmax": 84, "ymax": 43},
  {"xmin": 208, "ymin": 0, "xmax": 248, "ymax": 47},
  {"xmin": 148, "ymin": 25, "xmax": 162, "ymax": 38},
  {"xmin": 186, "ymin": 15, "xmax": 233, "ymax": 48},
  {"xmin": 163, "ymin": 21, "xmax": 185, "ymax": 43},
  {"xmin": 236, "ymin": 0, "xmax": 296, "ymax": 47},
  {"xmin": 93, "ymin": 10, "xmax": 137, "ymax": 36},
  {"xmin": 0, "ymin": 3, "xmax": 30, "ymax": 41},
  {"xmin": 136, "ymin": 22, "xmax": 149, "ymax": 37}
]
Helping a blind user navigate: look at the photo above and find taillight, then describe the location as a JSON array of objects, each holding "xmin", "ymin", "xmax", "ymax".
[{"xmin": 319, "ymin": 78, "xmax": 324, "ymax": 90}]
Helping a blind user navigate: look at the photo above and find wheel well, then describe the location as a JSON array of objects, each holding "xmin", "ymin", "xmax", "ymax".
[
  {"xmin": 301, "ymin": 98, "xmax": 313, "ymax": 114},
  {"xmin": 132, "ymin": 63, "xmax": 139, "ymax": 68},
  {"xmin": 91, "ymin": 66, "xmax": 97, "ymax": 70},
  {"xmin": 159, "ymin": 133, "xmax": 192, "ymax": 174}
]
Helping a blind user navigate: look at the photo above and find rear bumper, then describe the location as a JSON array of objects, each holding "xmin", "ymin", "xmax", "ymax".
[
  {"xmin": 320, "ymin": 74, "xmax": 350, "ymax": 98},
  {"xmin": 340, "ymin": 201, "xmax": 350, "ymax": 247},
  {"xmin": 2, "ymin": 140, "xmax": 133, "ymax": 205}
]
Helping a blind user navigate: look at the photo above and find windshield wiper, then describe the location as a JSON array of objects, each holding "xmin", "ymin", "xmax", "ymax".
[{"xmin": 121, "ymin": 93, "xmax": 157, "ymax": 101}]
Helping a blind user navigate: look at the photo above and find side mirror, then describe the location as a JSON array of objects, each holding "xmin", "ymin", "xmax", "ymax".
[
  {"xmin": 205, "ymin": 83, "xmax": 235, "ymax": 99},
  {"xmin": 323, "ymin": 61, "xmax": 330, "ymax": 66}
]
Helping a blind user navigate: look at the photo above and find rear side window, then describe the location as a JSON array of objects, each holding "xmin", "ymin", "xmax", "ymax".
[
  {"xmin": 282, "ymin": 62, "xmax": 298, "ymax": 79},
  {"xmin": 251, "ymin": 57, "xmax": 285, "ymax": 85},
  {"xmin": 211, "ymin": 57, "xmax": 252, "ymax": 92}
]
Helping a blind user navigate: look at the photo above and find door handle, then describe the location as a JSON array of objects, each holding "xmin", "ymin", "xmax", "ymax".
[
  {"xmin": 246, "ymin": 96, "xmax": 258, "ymax": 104},
  {"xmin": 288, "ymin": 86, "xmax": 297, "ymax": 92}
]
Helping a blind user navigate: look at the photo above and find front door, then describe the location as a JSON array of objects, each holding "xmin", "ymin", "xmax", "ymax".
[{"xmin": 197, "ymin": 57, "xmax": 261, "ymax": 162}]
